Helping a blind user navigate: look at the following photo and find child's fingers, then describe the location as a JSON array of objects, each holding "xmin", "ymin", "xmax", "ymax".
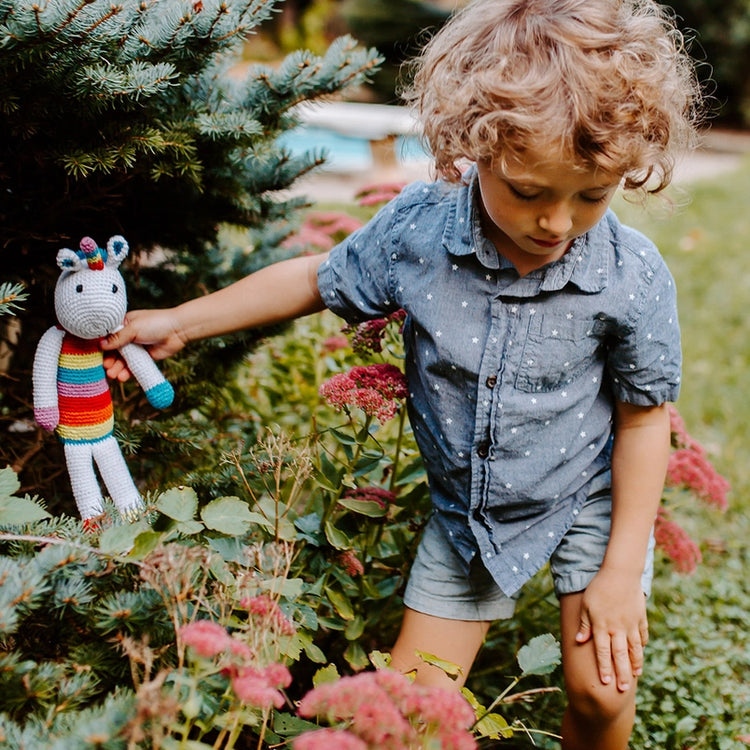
[
  {"xmin": 592, "ymin": 628, "xmax": 614, "ymax": 686},
  {"xmin": 611, "ymin": 631, "xmax": 633, "ymax": 692}
]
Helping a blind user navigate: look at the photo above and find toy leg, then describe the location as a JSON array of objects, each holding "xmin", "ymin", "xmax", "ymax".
[
  {"xmin": 63, "ymin": 442, "xmax": 105, "ymax": 520},
  {"xmin": 93, "ymin": 435, "xmax": 142, "ymax": 518}
]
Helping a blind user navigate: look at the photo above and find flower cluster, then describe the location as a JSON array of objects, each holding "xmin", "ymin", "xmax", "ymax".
[
  {"xmin": 653, "ymin": 506, "xmax": 702, "ymax": 574},
  {"xmin": 666, "ymin": 405, "xmax": 730, "ymax": 511},
  {"xmin": 179, "ymin": 619, "xmax": 291, "ymax": 710},
  {"xmin": 342, "ymin": 486, "xmax": 396, "ymax": 510},
  {"xmin": 241, "ymin": 594, "xmax": 296, "ymax": 637},
  {"xmin": 343, "ymin": 310, "xmax": 406, "ymax": 358},
  {"xmin": 294, "ymin": 669, "xmax": 477, "ymax": 750},
  {"xmin": 283, "ymin": 211, "xmax": 364, "ymax": 252},
  {"xmin": 319, "ymin": 363, "xmax": 408, "ymax": 422},
  {"xmin": 337, "ymin": 549, "xmax": 365, "ymax": 577},
  {"xmin": 355, "ymin": 181, "xmax": 407, "ymax": 207}
]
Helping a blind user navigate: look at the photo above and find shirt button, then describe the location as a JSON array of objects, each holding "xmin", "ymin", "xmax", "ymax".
[
  {"xmin": 485, "ymin": 375, "xmax": 497, "ymax": 388},
  {"xmin": 477, "ymin": 444, "xmax": 489, "ymax": 459}
]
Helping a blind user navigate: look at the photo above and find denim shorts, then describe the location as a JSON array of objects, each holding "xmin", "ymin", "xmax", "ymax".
[{"xmin": 403, "ymin": 490, "xmax": 655, "ymax": 621}]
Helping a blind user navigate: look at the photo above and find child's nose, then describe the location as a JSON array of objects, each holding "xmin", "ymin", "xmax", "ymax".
[{"xmin": 538, "ymin": 204, "xmax": 573, "ymax": 236}]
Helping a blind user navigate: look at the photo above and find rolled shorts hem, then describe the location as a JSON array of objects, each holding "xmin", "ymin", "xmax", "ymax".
[{"xmin": 403, "ymin": 588, "xmax": 517, "ymax": 622}]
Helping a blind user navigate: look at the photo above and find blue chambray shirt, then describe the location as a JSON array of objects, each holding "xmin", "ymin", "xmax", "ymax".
[{"xmin": 317, "ymin": 167, "xmax": 681, "ymax": 596}]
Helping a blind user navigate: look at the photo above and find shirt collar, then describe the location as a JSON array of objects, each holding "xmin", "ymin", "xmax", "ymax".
[{"xmin": 442, "ymin": 165, "xmax": 611, "ymax": 293}]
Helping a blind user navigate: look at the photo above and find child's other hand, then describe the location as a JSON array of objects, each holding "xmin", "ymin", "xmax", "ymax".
[
  {"xmin": 102, "ymin": 309, "xmax": 186, "ymax": 381},
  {"xmin": 574, "ymin": 568, "xmax": 648, "ymax": 692}
]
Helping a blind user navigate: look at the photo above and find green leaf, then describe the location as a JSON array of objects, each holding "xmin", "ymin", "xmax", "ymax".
[
  {"xmin": 312, "ymin": 663, "xmax": 340, "ymax": 687},
  {"xmin": 200, "ymin": 496, "xmax": 254, "ymax": 535},
  {"xmin": 344, "ymin": 641, "xmax": 369, "ymax": 670},
  {"xmin": 369, "ymin": 650, "xmax": 392, "ymax": 670},
  {"xmin": 98, "ymin": 520, "xmax": 150, "ymax": 555},
  {"xmin": 415, "ymin": 650, "xmax": 463, "ymax": 679},
  {"xmin": 0, "ymin": 495, "xmax": 51, "ymax": 525},
  {"xmin": 0, "ymin": 466, "xmax": 21, "ymax": 500},
  {"xmin": 260, "ymin": 577, "xmax": 304, "ymax": 600},
  {"xmin": 325, "ymin": 586, "xmax": 354, "ymax": 620},
  {"xmin": 323, "ymin": 519, "xmax": 349, "ymax": 549},
  {"xmin": 176, "ymin": 519, "xmax": 205, "ymax": 536},
  {"xmin": 337, "ymin": 496, "xmax": 388, "ymax": 517},
  {"xmin": 156, "ymin": 486, "xmax": 199, "ymax": 521},
  {"xmin": 128, "ymin": 530, "xmax": 165, "ymax": 560},
  {"xmin": 329, "ymin": 428, "xmax": 358, "ymax": 445},
  {"xmin": 270, "ymin": 711, "xmax": 321, "ymax": 739},
  {"xmin": 475, "ymin": 712, "xmax": 514, "ymax": 740},
  {"xmin": 517, "ymin": 633, "xmax": 561, "ymax": 676},
  {"xmin": 344, "ymin": 615, "xmax": 365, "ymax": 640}
]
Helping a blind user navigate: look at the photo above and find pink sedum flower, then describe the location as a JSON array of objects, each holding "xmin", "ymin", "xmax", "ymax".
[
  {"xmin": 654, "ymin": 507, "xmax": 702, "ymax": 574},
  {"xmin": 337, "ymin": 549, "xmax": 365, "ymax": 577},
  {"xmin": 320, "ymin": 364, "xmax": 408, "ymax": 423},
  {"xmin": 666, "ymin": 446, "xmax": 730, "ymax": 511},
  {"xmin": 297, "ymin": 669, "xmax": 477, "ymax": 749},
  {"xmin": 180, "ymin": 620, "xmax": 232, "ymax": 658},
  {"xmin": 240, "ymin": 594, "xmax": 296, "ymax": 636},
  {"xmin": 294, "ymin": 728, "xmax": 368, "ymax": 750},
  {"xmin": 231, "ymin": 663, "xmax": 291, "ymax": 709},
  {"xmin": 343, "ymin": 310, "xmax": 406, "ymax": 357}
]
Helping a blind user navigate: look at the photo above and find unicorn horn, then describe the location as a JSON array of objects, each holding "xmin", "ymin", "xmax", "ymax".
[{"xmin": 79, "ymin": 237, "xmax": 104, "ymax": 270}]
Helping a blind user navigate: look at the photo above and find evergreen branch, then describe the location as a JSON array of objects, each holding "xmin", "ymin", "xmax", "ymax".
[
  {"xmin": 0, "ymin": 281, "xmax": 27, "ymax": 316},
  {"xmin": 0, "ymin": 532, "xmax": 146, "ymax": 567}
]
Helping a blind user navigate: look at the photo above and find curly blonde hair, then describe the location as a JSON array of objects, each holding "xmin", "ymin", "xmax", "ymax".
[{"xmin": 402, "ymin": 0, "xmax": 703, "ymax": 193}]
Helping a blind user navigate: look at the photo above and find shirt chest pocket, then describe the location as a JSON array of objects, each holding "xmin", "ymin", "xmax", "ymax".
[{"xmin": 515, "ymin": 314, "xmax": 605, "ymax": 393}]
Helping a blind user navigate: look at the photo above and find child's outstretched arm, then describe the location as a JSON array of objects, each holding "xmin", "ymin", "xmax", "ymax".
[
  {"xmin": 573, "ymin": 400, "xmax": 671, "ymax": 692},
  {"xmin": 103, "ymin": 253, "xmax": 328, "ymax": 379}
]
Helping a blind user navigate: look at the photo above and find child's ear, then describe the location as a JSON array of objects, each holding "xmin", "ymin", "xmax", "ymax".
[
  {"xmin": 106, "ymin": 235, "xmax": 129, "ymax": 268},
  {"xmin": 56, "ymin": 248, "xmax": 84, "ymax": 272}
]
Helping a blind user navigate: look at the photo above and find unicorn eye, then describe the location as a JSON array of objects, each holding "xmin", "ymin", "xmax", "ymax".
[
  {"xmin": 76, "ymin": 284, "xmax": 83, "ymax": 293},
  {"xmin": 112, "ymin": 284, "xmax": 118, "ymax": 294}
]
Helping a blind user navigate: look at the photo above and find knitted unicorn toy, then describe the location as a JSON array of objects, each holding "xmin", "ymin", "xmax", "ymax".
[{"xmin": 33, "ymin": 235, "xmax": 174, "ymax": 524}]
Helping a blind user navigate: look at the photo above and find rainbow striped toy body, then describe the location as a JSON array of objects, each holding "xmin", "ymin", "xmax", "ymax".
[{"xmin": 33, "ymin": 236, "xmax": 173, "ymax": 523}]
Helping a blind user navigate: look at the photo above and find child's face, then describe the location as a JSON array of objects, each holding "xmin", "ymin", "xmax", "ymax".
[{"xmin": 476, "ymin": 151, "xmax": 620, "ymax": 275}]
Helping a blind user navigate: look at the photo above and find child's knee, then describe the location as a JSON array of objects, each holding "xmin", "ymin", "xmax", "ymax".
[{"xmin": 565, "ymin": 676, "xmax": 636, "ymax": 725}]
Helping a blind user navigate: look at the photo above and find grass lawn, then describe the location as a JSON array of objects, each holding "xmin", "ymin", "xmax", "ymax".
[{"xmin": 613, "ymin": 157, "xmax": 750, "ymax": 748}]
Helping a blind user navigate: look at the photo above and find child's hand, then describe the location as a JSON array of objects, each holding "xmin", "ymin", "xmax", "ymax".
[
  {"xmin": 574, "ymin": 567, "xmax": 649, "ymax": 692},
  {"xmin": 102, "ymin": 309, "xmax": 186, "ymax": 381}
]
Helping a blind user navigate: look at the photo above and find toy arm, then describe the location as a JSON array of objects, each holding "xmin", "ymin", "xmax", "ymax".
[
  {"xmin": 33, "ymin": 327, "xmax": 65, "ymax": 431},
  {"xmin": 119, "ymin": 342, "xmax": 174, "ymax": 409}
]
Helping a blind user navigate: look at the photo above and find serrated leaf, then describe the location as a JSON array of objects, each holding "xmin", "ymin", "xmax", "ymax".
[
  {"xmin": 260, "ymin": 576, "xmax": 304, "ymax": 599},
  {"xmin": 0, "ymin": 467, "xmax": 21, "ymax": 500},
  {"xmin": 517, "ymin": 633, "xmax": 561, "ymax": 676},
  {"xmin": 176, "ymin": 519, "xmax": 205, "ymax": 535},
  {"xmin": 200, "ymin": 496, "xmax": 254, "ymax": 535},
  {"xmin": 98, "ymin": 520, "xmax": 150, "ymax": 555},
  {"xmin": 128, "ymin": 530, "xmax": 165, "ymax": 560},
  {"xmin": 0, "ymin": 496, "xmax": 50, "ymax": 525},
  {"xmin": 156, "ymin": 486, "xmax": 199, "ymax": 521},
  {"xmin": 312, "ymin": 663, "xmax": 340, "ymax": 688}
]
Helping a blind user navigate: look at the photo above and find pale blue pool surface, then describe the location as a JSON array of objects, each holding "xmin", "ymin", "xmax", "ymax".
[{"xmin": 278, "ymin": 126, "xmax": 431, "ymax": 171}]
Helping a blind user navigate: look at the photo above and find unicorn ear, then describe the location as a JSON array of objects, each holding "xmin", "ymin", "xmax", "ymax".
[
  {"xmin": 106, "ymin": 235, "xmax": 129, "ymax": 268},
  {"xmin": 56, "ymin": 248, "xmax": 84, "ymax": 272}
]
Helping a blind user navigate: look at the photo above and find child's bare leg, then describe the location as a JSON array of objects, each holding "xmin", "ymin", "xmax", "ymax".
[
  {"xmin": 559, "ymin": 592, "xmax": 638, "ymax": 750},
  {"xmin": 390, "ymin": 607, "xmax": 491, "ymax": 689}
]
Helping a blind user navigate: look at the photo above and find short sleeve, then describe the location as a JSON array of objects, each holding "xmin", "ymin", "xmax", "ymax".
[
  {"xmin": 607, "ymin": 258, "xmax": 681, "ymax": 405},
  {"xmin": 317, "ymin": 194, "xmax": 406, "ymax": 323}
]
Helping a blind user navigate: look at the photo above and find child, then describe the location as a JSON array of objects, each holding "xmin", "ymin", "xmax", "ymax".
[{"xmin": 104, "ymin": 1, "xmax": 702, "ymax": 747}]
